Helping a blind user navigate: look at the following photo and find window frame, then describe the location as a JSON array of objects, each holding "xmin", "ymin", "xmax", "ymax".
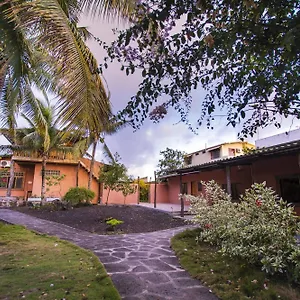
[{"xmin": 0, "ymin": 171, "xmax": 25, "ymax": 189}]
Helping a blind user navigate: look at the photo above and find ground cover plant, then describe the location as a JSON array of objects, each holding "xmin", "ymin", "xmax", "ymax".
[
  {"xmin": 186, "ymin": 181, "xmax": 300, "ymax": 282},
  {"xmin": 172, "ymin": 229, "xmax": 300, "ymax": 300},
  {"xmin": 0, "ymin": 222, "xmax": 120, "ymax": 299},
  {"xmin": 13, "ymin": 205, "xmax": 187, "ymax": 234}
]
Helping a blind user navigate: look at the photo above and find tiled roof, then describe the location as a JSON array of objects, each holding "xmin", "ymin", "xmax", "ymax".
[{"xmin": 161, "ymin": 140, "xmax": 300, "ymax": 178}]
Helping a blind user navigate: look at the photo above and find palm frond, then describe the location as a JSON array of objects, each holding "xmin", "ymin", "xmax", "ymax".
[{"xmin": 79, "ymin": 0, "xmax": 137, "ymax": 20}]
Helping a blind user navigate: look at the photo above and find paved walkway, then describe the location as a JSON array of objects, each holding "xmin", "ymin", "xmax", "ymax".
[{"xmin": 0, "ymin": 209, "xmax": 218, "ymax": 300}]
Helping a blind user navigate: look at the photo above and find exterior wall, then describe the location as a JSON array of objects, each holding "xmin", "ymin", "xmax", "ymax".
[
  {"xmin": 0, "ymin": 163, "xmax": 33, "ymax": 200},
  {"xmin": 148, "ymin": 183, "xmax": 169, "ymax": 203},
  {"xmin": 251, "ymin": 154, "xmax": 299, "ymax": 190},
  {"xmin": 102, "ymin": 184, "xmax": 139, "ymax": 205},
  {"xmin": 159, "ymin": 153, "xmax": 300, "ymax": 215},
  {"xmin": 166, "ymin": 165, "xmax": 253, "ymax": 205},
  {"xmin": 77, "ymin": 166, "xmax": 100, "ymax": 204},
  {"xmin": 188, "ymin": 142, "xmax": 255, "ymax": 166},
  {"xmin": 256, "ymin": 128, "xmax": 300, "ymax": 148},
  {"xmin": 31, "ymin": 163, "xmax": 78, "ymax": 199},
  {"xmin": 190, "ymin": 151, "xmax": 212, "ymax": 165}
]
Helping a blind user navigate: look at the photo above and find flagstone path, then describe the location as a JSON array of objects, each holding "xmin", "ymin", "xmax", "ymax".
[{"xmin": 0, "ymin": 209, "xmax": 218, "ymax": 300}]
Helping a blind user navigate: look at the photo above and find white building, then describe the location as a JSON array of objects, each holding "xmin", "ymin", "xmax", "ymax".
[
  {"xmin": 184, "ymin": 141, "xmax": 255, "ymax": 166},
  {"xmin": 256, "ymin": 128, "xmax": 300, "ymax": 148}
]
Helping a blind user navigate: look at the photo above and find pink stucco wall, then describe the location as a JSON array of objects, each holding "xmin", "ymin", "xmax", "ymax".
[
  {"xmin": 160, "ymin": 165, "xmax": 253, "ymax": 205},
  {"xmin": 149, "ymin": 183, "xmax": 169, "ymax": 203},
  {"xmin": 102, "ymin": 184, "xmax": 139, "ymax": 205}
]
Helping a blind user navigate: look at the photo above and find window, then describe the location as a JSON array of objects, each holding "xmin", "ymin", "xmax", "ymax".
[
  {"xmin": 41, "ymin": 170, "xmax": 61, "ymax": 176},
  {"xmin": 228, "ymin": 148, "xmax": 236, "ymax": 156},
  {"xmin": 0, "ymin": 171, "xmax": 24, "ymax": 189},
  {"xmin": 210, "ymin": 148, "xmax": 220, "ymax": 159},
  {"xmin": 181, "ymin": 183, "xmax": 188, "ymax": 194}
]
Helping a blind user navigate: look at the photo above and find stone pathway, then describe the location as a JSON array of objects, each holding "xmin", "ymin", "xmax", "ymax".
[{"xmin": 0, "ymin": 209, "xmax": 218, "ymax": 300}]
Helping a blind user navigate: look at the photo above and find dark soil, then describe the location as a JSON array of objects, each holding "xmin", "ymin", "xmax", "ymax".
[{"xmin": 13, "ymin": 205, "xmax": 188, "ymax": 234}]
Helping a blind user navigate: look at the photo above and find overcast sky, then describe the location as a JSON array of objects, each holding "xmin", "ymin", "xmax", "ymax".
[{"xmin": 1, "ymin": 17, "xmax": 299, "ymax": 179}]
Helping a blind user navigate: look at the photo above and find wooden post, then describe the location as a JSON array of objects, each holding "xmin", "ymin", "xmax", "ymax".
[
  {"xmin": 137, "ymin": 176, "xmax": 140, "ymax": 204},
  {"xmin": 180, "ymin": 173, "xmax": 184, "ymax": 217},
  {"xmin": 154, "ymin": 171, "xmax": 157, "ymax": 208},
  {"xmin": 226, "ymin": 165, "xmax": 232, "ymax": 195}
]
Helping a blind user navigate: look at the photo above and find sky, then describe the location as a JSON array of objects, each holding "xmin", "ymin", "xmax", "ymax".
[
  {"xmin": 75, "ymin": 17, "xmax": 300, "ymax": 179},
  {"xmin": 1, "ymin": 16, "xmax": 299, "ymax": 179}
]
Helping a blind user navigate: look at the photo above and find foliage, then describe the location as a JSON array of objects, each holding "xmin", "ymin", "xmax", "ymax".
[
  {"xmin": 138, "ymin": 179, "xmax": 149, "ymax": 202},
  {"xmin": 187, "ymin": 181, "xmax": 300, "ymax": 281},
  {"xmin": 0, "ymin": 0, "xmax": 137, "ymax": 135},
  {"xmin": 105, "ymin": 217, "xmax": 124, "ymax": 228},
  {"xmin": 99, "ymin": 153, "xmax": 135, "ymax": 204},
  {"xmin": 100, "ymin": 0, "xmax": 300, "ymax": 137},
  {"xmin": 63, "ymin": 187, "xmax": 95, "ymax": 207},
  {"xmin": 0, "ymin": 222, "xmax": 120, "ymax": 299},
  {"xmin": 156, "ymin": 147, "xmax": 186, "ymax": 177},
  {"xmin": 171, "ymin": 229, "xmax": 300, "ymax": 300}
]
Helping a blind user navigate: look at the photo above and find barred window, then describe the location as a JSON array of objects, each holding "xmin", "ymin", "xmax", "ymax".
[
  {"xmin": 41, "ymin": 170, "xmax": 61, "ymax": 176},
  {"xmin": 0, "ymin": 172, "xmax": 24, "ymax": 189}
]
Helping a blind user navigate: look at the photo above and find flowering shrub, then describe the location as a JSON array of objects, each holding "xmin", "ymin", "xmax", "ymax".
[{"xmin": 187, "ymin": 181, "xmax": 300, "ymax": 281}]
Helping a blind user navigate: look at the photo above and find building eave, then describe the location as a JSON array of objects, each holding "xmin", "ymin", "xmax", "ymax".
[{"xmin": 161, "ymin": 141, "xmax": 300, "ymax": 178}]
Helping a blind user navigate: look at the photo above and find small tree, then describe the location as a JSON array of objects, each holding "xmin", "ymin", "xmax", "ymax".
[
  {"xmin": 116, "ymin": 177, "xmax": 137, "ymax": 205},
  {"xmin": 156, "ymin": 148, "xmax": 186, "ymax": 178},
  {"xmin": 99, "ymin": 154, "xmax": 135, "ymax": 205}
]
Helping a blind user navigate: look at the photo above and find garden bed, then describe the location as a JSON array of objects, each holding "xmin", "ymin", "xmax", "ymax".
[
  {"xmin": 171, "ymin": 229, "xmax": 300, "ymax": 300},
  {"xmin": 12, "ymin": 204, "xmax": 187, "ymax": 234}
]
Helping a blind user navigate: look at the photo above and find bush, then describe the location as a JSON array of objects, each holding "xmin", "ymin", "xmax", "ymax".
[
  {"xmin": 63, "ymin": 187, "xmax": 95, "ymax": 207},
  {"xmin": 187, "ymin": 181, "xmax": 300, "ymax": 282}
]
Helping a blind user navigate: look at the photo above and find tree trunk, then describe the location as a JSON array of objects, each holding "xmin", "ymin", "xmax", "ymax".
[
  {"xmin": 41, "ymin": 155, "xmax": 47, "ymax": 205},
  {"xmin": 76, "ymin": 161, "xmax": 80, "ymax": 187},
  {"xmin": 88, "ymin": 141, "xmax": 97, "ymax": 190},
  {"xmin": 6, "ymin": 160, "xmax": 15, "ymax": 197},
  {"xmin": 105, "ymin": 188, "xmax": 111, "ymax": 205}
]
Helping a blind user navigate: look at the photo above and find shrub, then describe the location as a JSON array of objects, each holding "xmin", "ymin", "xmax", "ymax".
[
  {"xmin": 105, "ymin": 217, "xmax": 124, "ymax": 231},
  {"xmin": 63, "ymin": 187, "xmax": 95, "ymax": 207},
  {"xmin": 187, "ymin": 181, "xmax": 300, "ymax": 282}
]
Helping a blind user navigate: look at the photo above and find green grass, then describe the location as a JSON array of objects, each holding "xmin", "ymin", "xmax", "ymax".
[
  {"xmin": 171, "ymin": 229, "xmax": 300, "ymax": 300},
  {"xmin": 0, "ymin": 222, "xmax": 120, "ymax": 300}
]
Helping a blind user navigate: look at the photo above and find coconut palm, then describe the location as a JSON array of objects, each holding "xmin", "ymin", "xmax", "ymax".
[
  {"xmin": 1, "ymin": 97, "xmax": 90, "ymax": 203},
  {"xmin": 86, "ymin": 119, "xmax": 127, "ymax": 190},
  {"xmin": 0, "ymin": 0, "xmax": 137, "ymax": 134}
]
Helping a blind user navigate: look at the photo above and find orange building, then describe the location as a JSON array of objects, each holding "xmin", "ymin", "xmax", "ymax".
[{"xmin": 0, "ymin": 151, "xmax": 138, "ymax": 205}]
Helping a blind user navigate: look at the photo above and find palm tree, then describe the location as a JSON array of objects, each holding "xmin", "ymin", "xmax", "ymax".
[
  {"xmin": 1, "ymin": 0, "xmax": 137, "ymax": 134},
  {"xmin": 1, "ymin": 98, "xmax": 89, "ymax": 204},
  {"xmin": 86, "ymin": 120, "xmax": 127, "ymax": 190}
]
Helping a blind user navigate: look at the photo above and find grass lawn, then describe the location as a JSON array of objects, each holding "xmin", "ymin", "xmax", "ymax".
[
  {"xmin": 0, "ymin": 222, "xmax": 120, "ymax": 300},
  {"xmin": 171, "ymin": 229, "xmax": 300, "ymax": 300}
]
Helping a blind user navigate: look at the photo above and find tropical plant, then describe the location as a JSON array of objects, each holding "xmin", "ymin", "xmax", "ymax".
[
  {"xmin": 86, "ymin": 120, "xmax": 127, "ymax": 190},
  {"xmin": 1, "ymin": 98, "xmax": 89, "ymax": 204},
  {"xmin": 0, "ymin": 0, "xmax": 137, "ymax": 137},
  {"xmin": 99, "ymin": 153, "xmax": 134, "ymax": 205},
  {"xmin": 63, "ymin": 187, "xmax": 95, "ymax": 207},
  {"xmin": 188, "ymin": 181, "xmax": 300, "ymax": 281}
]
